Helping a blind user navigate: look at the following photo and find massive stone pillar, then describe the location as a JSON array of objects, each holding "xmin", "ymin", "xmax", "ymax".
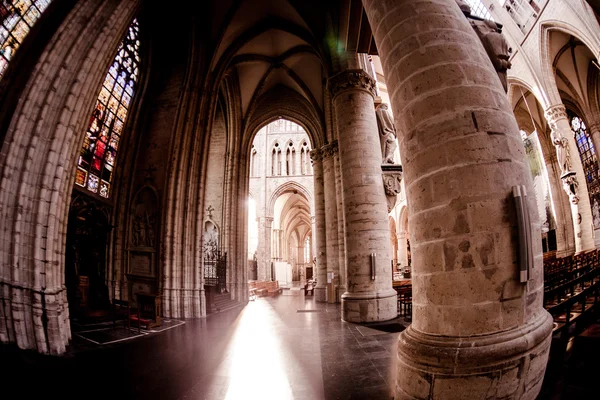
[
  {"xmin": 362, "ymin": 0, "xmax": 553, "ymax": 398},
  {"xmin": 311, "ymin": 149, "xmax": 327, "ymax": 301},
  {"xmin": 543, "ymin": 152, "xmax": 575, "ymax": 255},
  {"xmin": 333, "ymin": 142, "xmax": 348, "ymax": 299},
  {"xmin": 328, "ymin": 69, "xmax": 397, "ymax": 323},
  {"xmin": 322, "ymin": 142, "xmax": 340, "ymax": 302},
  {"xmin": 546, "ymin": 104, "xmax": 595, "ymax": 253}
]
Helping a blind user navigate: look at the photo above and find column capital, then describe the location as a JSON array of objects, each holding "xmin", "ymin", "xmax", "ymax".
[
  {"xmin": 321, "ymin": 140, "xmax": 339, "ymax": 159},
  {"xmin": 310, "ymin": 148, "xmax": 323, "ymax": 163},
  {"xmin": 545, "ymin": 104, "xmax": 569, "ymax": 127},
  {"xmin": 587, "ymin": 121, "xmax": 600, "ymax": 133},
  {"xmin": 327, "ymin": 69, "xmax": 377, "ymax": 99}
]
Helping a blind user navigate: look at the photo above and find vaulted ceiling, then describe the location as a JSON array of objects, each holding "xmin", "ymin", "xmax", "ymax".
[
  {"xmin": 273, "ymin": 191, "xmax": 312, "ymax": 244},
  {"xmin": 207, "ymin": 0, "xmax": 376, "ymax": 125},
  {"xmin": 550, "ymin": 30, "xmax": 600, "ymax": 118}
]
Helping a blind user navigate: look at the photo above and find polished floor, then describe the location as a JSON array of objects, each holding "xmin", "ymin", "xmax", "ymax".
[{"xmin": 1, "ymin": 290, "xmax": 406, "ymax": 400}]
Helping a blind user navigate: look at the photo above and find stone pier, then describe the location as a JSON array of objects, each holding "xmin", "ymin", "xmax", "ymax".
[
  {"xmin": 311, "ymin": 149, "xmax": 327, "ymax": 302},
  {"xmin": 362, "ymin": 0, "xmax": 553, "ymax": 398},
  {"xmin": 322, "ymin": 142, "xmax": 340, "ymax": 303},
  {"xmin": 328, "ymin": 69, "xmax": 397, "ymax": 323}
]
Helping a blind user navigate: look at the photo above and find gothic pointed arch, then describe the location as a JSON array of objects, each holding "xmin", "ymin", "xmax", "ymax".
[
  {"xmin": 0, "ymin": 0, "xmax": 141, "ymax": 355},
  {"xmin": 268, "ymin": 181, "xmax": 313, "ymax": 216},
  {"xmin": 243, "ymin": 84, "xmax": 325, "ymax": 151}
]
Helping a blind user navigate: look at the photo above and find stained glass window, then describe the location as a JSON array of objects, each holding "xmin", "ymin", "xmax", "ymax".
[
  {"xmin": 570, "ymin": 113, "xmax": 600, "ymax": 228},
  {"xmin": 75, "ymin": 19, "xmax": 140, "ymax": 198},
  {"xmin": 0, "ymin": 0, "xmax": 52, "ymax": 78}
]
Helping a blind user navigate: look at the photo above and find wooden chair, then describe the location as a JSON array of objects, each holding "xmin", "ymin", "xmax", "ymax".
[
  {"xmin": 130, "ymin": 292, "xmax": 161, "ymax": 333},
  {"xmin": 111, "ymin": 299, "xmax": 131, "ymax": 332},
  {"xmin": 304, "ymin": 282, "xmax": 314, "ymax": 296}
]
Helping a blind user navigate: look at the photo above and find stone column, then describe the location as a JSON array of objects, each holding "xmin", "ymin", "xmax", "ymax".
[
  {"xmin": 272, "ymin": 228, "xmax": 280, "ymax": 260},
  {"xmin": 311, "ymin": 149, "xmax": 327, "ymax": 301},
  {"xmin": 362, "ymin": 0, "xmax": 553, "ymax": 398},
  {"xmin": 322, "ymin": 142, "xmax": 340, "ymax": 302},
  {"xmin": 543, "ymin": 152, "xmax": 575, "ymax": 256},
  {"xmin": 257, "ymin": 217, "xmax": 273, "ymax": 281},
  {"xmin": 333, "ymin": 142, "xmax": 348, "ymax": 299},
  {"xmin": 328, "ymin": 69, "xmax": 397, "ymax": 323},
  {"xmin": 546, "ymin": 104, "xmax": 595, "ymax": 252},
  {"xmin": 397, "ymin": 232, "xmax": 408, "ymax": 268}
]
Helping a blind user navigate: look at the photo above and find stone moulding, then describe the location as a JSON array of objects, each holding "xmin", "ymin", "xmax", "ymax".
[
  {"xmin": 327, "ymin": 69, "xmax": 377, "ymax": 99},
  {"xmin": 397, "ymin": 310, "xmax": 553, "ymax": 374}
]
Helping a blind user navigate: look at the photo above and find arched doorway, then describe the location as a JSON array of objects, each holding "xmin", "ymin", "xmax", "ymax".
[{"xmin": 65, "ymin": 197, "xmax": 112, "ymax": 319}]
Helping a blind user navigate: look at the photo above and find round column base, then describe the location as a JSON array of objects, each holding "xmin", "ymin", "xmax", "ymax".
[
  {"xmin": 395, "ymin": 311, "xmax": 553, "ymax": 400},
  {"xmin": 341, "ymin": 289, "xmax": 397, "ymax": 323},
  {"xmin": 314, "ymin": 286, "xmax": 327, "ymax": 302}
]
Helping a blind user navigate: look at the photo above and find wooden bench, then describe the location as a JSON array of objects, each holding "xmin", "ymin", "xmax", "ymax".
[
  {"xmin": 249, "ymin": 281, "xmax": 268, "ymax": 297},
  {"xmin": 266, "ymin": 280, "xmax": 282, "ymax": 296}
]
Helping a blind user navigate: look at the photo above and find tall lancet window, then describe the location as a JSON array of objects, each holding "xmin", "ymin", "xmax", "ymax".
[
  {"xmin": 300, "ymin": 141, "xmax": 311, "ymax": 175},
  {"xmin": 286, "ymin": 142, "xmax": 294, "ymax": 176},
  {"xmin": 250, "ymin": 146, "xmax": 257, "ymax": 177},
  {"xmin": 75, "ymin": 19, "xmax": 140, "ymax": 198},
  {"xmin": 271, "ymin": 142, "xmax": 282, "ymax": 176},
  {"xmin": 570, "ymin": 113, "xmax": 600, "ymax": 228},
  {"xmin": 276, "ymin": 145, "xmax": 282, "ymax": 175},
  {"xmin": 0, "ymin": 0, "xmax": 53, "ymax": 78}
]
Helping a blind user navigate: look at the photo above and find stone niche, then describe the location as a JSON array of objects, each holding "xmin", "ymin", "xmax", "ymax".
[{"xmin": 126, "ymin": 185, "xmax": 159, "ymax": 306}]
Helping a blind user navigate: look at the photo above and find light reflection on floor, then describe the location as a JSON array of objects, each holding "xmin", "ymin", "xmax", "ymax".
[{"xmin": 207, "ymin": 297, "xmax": 324, "ymax": 400}]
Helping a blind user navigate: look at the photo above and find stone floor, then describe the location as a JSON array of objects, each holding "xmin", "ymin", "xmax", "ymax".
[
  {"xmin": 3, "ymin": 290, "xmax": 598, "ymax": 399},
  {"xmin": 0, "ymin": 290, "xmax": 406, "ymax": 400}
]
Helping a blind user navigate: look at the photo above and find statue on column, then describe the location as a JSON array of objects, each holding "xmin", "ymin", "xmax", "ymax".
[
  {"xmin": 375, "ymin": 103, "xmax": 397, "ymax": 164},
  {"xmin": 562, "ymin": 173, "xmax": 580, "ymax": 205},
  {"xmin": 550, "ymin": 123, "xmax": 572, "ymax": 175},
  {"xmin": 468, "ymin": 16, "xmax": 512, "ymax": 91}
]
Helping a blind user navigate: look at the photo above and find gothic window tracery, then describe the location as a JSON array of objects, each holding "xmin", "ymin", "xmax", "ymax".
[
  {"xmin": 0, "ymin": 0, "xmax": 52, "ymax": 78},
  {"xmin": 75, "ymin": 19, "xmax": 140, "ymax": 198},
  {"xmin": 570, "ymin": 113, "xmax": 600, "ymax": 228}
]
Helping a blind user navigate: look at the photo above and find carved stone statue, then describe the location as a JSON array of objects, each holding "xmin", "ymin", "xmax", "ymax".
[
  {"xmin": 550, "ymin": 125, "xmax": 572, "ymax": 175},
  {"xmin": 455, "ymin": 0, "xmax": 472, "ymax": 14},
  {"xmin": 375, "ymin": 103, "xmax": 397, "ymax": 164},
  {"xmin": 562, "ymin": 173, "xmax": 580, "ymax": 205},
  {"xmin": 469, "ymin": 19, "xmax": 512, "ymax": 91}
]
